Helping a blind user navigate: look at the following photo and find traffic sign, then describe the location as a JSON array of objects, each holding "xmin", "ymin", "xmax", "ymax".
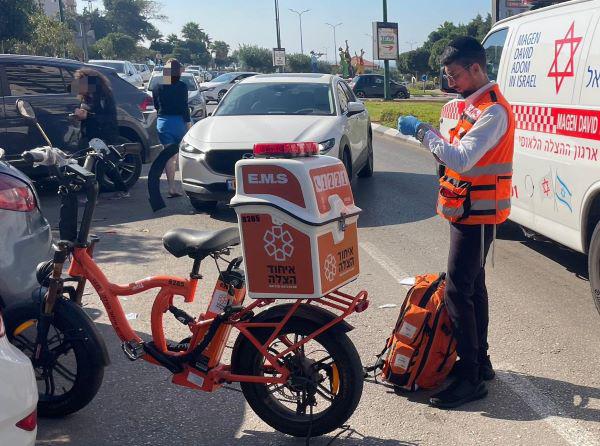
[{"xmin": 273, "ymin": 48, "xmax": 286, "ymax": 67}]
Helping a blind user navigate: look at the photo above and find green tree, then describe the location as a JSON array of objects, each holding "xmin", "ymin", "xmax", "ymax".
[
  {"xmin": 103, "ymin": 0, "xmax": 165, "ymax": 41},
  {"xmin": 211, "ymin": 40, "xmax": 230, "ymax": 67},
  {"xmin": 81, "ymin": 8, "xmax": 113, "ymax": 41},
  {"xmin": 0, "ymin": 0, "xmax": 37, "ymax": 52},
  {"xmin": 316, "ymin": 60, "xmax": 333, "ymax": 74},
  {"xmin": 233, "ymin": 45, "xmax": 273, "ymax": 73},
  {"xmin": 397, "ymin": 48, "xmax": 431, "ymax": 77},
  {"xmin": 94, "ymin": 32, "xmax": 137, "ymax": 59},
  {"xmin": 181, "ymin": 22, "xmax": 210, "ymax": 46},
  {"xmin": 14, "ymin": 13, "xmax": 79, "ymax": 58},
  {"xmin": 286, "ymin": 53, "xmax": 311, "ymax": 72}
]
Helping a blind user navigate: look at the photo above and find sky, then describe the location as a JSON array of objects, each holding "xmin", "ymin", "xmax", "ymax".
[{"xmin": 78, "ymin": 0, "xmax": 492, "ymax": 63}]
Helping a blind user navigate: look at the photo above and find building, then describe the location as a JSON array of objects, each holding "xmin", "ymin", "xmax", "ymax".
[
  {"xmin": 38, "ymin": 0, "xmax": 77, "ymax": 18},
  {"xmin": 492, "ymin": 0, "xmax": 571, "ymax": 22}
]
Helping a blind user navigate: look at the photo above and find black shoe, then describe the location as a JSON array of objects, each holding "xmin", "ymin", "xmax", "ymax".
[
  {"xmin": 480, "ymin": 355, "xmax": 495, "ymax": 381},
  {"xmin": 450, "ymin": 357, "xmax": 495, "ymax": 381},
  {"xmin": 429, "ymin": 378, "xmax": 488, "ymax": 409}
]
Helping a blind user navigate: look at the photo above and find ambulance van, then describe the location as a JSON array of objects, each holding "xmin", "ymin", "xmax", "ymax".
[{"xmin": 439, "ymin": 0, "xmax": 600, "ymax": 315}]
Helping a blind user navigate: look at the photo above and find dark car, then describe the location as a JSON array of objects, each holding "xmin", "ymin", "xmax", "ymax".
[
  {"xmin": 350, "ymin": 74, "xmax": 410, "ymax": 99},
  {"xmin": 0, "ymin": 55, "xmax": 161, "ymax": 189}
]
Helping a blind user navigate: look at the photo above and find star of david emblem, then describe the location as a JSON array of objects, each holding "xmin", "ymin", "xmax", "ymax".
[{"xmin": 547, "ymin": 22, "xmax": 582, "ymax": 94}]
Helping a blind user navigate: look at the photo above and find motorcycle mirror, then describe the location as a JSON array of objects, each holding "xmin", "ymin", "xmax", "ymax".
[{"xmin": 16, "ymin": 99, "xmax": 37, "ymax": 121}]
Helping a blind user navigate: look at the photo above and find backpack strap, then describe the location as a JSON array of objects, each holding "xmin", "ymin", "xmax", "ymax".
[{"xmin": 418, "ymin": 272, "xmax": 446, "ymax": 307}]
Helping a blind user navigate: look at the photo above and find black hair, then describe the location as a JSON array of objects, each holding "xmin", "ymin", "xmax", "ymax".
[{"xmin": 440, "ymin": 36, "xmax": 487, "ymax": 72}]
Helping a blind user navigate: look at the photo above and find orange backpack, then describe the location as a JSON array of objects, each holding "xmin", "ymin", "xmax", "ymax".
[{"xmin": 366, "ymin": 273, "xmax": 457, "ymax": 391}]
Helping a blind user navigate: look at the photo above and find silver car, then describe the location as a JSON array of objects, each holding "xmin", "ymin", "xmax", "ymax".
[
  {"xmin": 0, "ymin": 150, "xmax": 52, "ymax": 308},
  {"xmin": 199, "ymin": 72, "xmax": 259, "ymax": 102}
]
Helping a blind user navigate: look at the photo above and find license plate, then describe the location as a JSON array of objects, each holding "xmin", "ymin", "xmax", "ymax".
[{"xmin": 226, "ymin": 178, "xmax": 236, "ymax": 191}]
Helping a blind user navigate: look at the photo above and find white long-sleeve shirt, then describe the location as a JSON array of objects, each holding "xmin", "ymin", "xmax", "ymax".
[{"xmin": 422, "ymin": 82, "xmax": 508, "ymax": 173}]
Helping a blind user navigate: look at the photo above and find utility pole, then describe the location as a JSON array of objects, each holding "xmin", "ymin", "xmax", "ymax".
[
  {"xmin": 58, "ymin": 0, "xmax": 68, "ymax": 58},
  {"xmin": 274, "ymin": 0, "xmax": 282, "ymax": 72},
  {"xmin": 383, "ymin": 0, "xmax": 391, "ymax": 100},
  {"xmin": 325, "ymin": 22, "xmax": 342, "ymax": 66},
  {"xmin": 289, "ymin": 9, "xmax": 310, "ymax": 54}
]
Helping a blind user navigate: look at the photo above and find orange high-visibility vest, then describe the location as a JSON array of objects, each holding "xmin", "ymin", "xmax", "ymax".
[{"xmin": 437, "ymin": 84, "xmax": 515, "ymax": 225}]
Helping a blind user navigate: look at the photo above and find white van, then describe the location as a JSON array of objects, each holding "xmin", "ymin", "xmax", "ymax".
[{"xmin": 439, "ymin": 0, "xmax": 600, "ymax": 315}]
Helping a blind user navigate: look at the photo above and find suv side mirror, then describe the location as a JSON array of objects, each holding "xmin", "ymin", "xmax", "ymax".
[
  {"xmin": 440, "ymin": 66, "xmax": 457, "ymax": 94},
  {"xmin": 347, "ymin": 101, "xmax": 366, "ymax": 117},
  {"xmin": 16, "ymin": 99, "xmax": 37, "ymax": 121}
]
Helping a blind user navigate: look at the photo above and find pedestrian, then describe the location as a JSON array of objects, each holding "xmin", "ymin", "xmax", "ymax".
[
  {"xmin": 398, "ymin": 36, "xmax": 515, "ymax": 408},
  {"xmin": 151, "ymin": 58, "xmax": 191, "ymax": 198},
  {"xmin": 73, "ymin": 67, "xmax": 130, "ymax": 198},
  {"xmin": 310, "ymin": 51, "xmax": 318, "ymax": 73}
]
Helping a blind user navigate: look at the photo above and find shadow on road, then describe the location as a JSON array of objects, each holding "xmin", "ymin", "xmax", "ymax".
[
  {"xmin": 377, "ymin": 369, "xmax": 599, "ymax": 425},
  {"xmin": 497, "ymin": 221, "xmax": 588, "ymax": 280},
  {"xmin": 36, "ymin": 320, "xmax": 408, "ymax": 446}
]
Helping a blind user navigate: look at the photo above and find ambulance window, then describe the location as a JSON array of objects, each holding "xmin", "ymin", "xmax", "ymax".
[{"xmin": 482, "ymin": 28, "xmax": 508, "ymax": 81}]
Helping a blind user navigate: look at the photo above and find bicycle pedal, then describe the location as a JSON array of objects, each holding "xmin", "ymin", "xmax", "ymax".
[{"xmin": 122, "ymin": 340, "xmax": 145, "ymax": 361}]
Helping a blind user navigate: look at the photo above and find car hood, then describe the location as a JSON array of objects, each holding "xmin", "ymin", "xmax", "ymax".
[
  {"xmin": 200, "ymin": 81, "xmax": 227, "ymax": 89},
  {"xmin": 186, "ymin": 115, "xmax": 339, "ymax": 145}
]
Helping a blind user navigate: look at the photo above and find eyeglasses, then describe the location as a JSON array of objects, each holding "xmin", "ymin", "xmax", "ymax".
[{"xmin": 443, "ymin": 64, "xmax": 473, "ymax": 83}]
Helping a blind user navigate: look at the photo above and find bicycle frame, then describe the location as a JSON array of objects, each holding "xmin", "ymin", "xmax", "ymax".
[{"xmin": 66, "ymin": 243, "xmax": 369, "ymax": 393}]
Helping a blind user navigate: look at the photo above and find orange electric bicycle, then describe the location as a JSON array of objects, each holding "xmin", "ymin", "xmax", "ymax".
[{"xmin": 5, "ymin": 100, "xmax": 369, "ymax": 438}]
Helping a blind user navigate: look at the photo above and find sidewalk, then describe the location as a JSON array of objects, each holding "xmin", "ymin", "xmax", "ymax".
[{"xmin": 371, "ymin": 122, "xmax": 422, "ymax": 149}]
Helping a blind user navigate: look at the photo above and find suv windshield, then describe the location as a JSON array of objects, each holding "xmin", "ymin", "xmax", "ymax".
[
  {"xmin": 148, "ymin": 75, "xmax": 197, "ymax": 91},
  {"xmin": 211, "ymin": 72, "xmax": 237, "ymax": 83},
  {"xmin": 90, "ymin": 61, "xmax": 125, "ymax": 72},
  {"xmin": 215, "ymin": 82, "xmax": 335, "ymax": 116}
]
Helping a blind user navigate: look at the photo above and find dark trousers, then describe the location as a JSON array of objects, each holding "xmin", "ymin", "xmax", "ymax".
[{"xmin": 444, "ymin": 223, "xmax": 494, "ymax": 382}]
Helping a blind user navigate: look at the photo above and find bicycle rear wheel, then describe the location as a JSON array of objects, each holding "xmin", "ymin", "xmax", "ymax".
[
  {"xmin": 231, "ymin": 318, "xmax": 364, "ymax": 437},
  {"xmin": 5, "ymin": 299, "xmax": 105, "ymax": 417}
]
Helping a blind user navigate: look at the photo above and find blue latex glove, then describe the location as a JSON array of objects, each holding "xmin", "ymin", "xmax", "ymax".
[{"xmin": 398, "ymin": 115, "xmax": 422, "ymax": 137}]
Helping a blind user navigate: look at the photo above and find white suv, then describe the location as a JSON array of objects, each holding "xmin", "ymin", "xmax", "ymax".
[
  {"xmin": 180, "ymin": 73, "xmax": 373, "ymax": 211},
  {"xmin": 89, "ymin": 60, "xmax": 144, "ymax": 88}
]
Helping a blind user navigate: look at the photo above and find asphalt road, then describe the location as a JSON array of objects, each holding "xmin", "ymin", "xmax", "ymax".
[{"xmin": 35, "ymin": 133, "xmax": 600, "ymax": 446}]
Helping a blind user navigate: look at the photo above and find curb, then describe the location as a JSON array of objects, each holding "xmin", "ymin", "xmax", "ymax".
[{"xmin": 370, "ymin": 123, "xmax": 423, "ymax": 149}]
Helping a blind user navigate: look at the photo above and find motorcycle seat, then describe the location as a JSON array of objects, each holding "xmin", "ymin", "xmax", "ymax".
[{"xmin": 162, "ymin": 227, "xmax": 240, "ymax": 259}]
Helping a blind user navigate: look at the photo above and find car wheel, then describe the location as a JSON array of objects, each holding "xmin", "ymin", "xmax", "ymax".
[
  {"xmin": 218, "ymin": 90, "xmax": 227, "ymax": 102},
  {"xmin": 355, "ymin": 90, "xmax": 366, "ymax": 99},
  {"xmin": 357, "ymin": 133, "xmax": 374, "ymax": 178},
  {"xmin": 97, "ymin": 136, "xmax": 142, "ymax": 192},
  {"xmin": 342, "ymin": 148, "xmax": 352, "ymax": 181},
  {"xmin": 189, "ymin": 196, "xmax": 218, "ymax": 213},
  {"xmin": 587, "ymin": 220, "xmax": 600, "ymax": 317}
]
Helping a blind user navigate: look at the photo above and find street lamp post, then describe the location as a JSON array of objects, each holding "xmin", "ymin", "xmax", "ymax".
[
  {"xmin": 274, "ymin": 0, "xmax": 282, "ymax": 72},
  {"xmin": 405, "ymin": 40, "xmax": 417, "ymax": 51},
  {"xmin": 289, "ymin": 9, "xmax": 310, "ymax": 54},
  {"xmin": 382, "ymin": 0, "xmax": 390, "ymax": 100},
  {"xmin": 325, "ymin": 22, "xmax": 342, "ymax": 66}
]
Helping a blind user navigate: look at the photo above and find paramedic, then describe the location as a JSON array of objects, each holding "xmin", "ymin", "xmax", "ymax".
[{"xmin": 399, "ymin": 36, "xmax": 515, "ymax": 408}]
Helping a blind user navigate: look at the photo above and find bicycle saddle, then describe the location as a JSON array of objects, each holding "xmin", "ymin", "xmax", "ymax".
[{"xmin": 162, "ymin": 227, "xmax": 240, "ymax": 259}]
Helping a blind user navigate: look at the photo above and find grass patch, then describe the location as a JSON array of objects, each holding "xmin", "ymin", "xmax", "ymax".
[
  {"xmin": 408, "ymin": 87, "xmax": 444, "ymax": 97},
  {"xmin": 365, "ymin": 101, "xmax": 445, "ymax": 129}
]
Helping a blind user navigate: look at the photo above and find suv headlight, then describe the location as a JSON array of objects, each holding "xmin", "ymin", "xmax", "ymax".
[
  {"xmin": 319, "ymin": 138, "xmax": 336, "ymax": 154},
  {"xmin": 180, "ymin": 140, "xmax": 204, "ymax": 154}
]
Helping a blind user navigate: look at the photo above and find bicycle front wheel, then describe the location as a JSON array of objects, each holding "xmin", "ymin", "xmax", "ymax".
[{"xmin": 5, "ymin": 299, "xmax": 105, "ymax": 417}]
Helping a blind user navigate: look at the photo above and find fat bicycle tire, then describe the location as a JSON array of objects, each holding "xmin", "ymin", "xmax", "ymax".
[
  {"xmin": 5, "ymin": 299, "xmax": 105, "ymax": 417},
  {"xmin": 231, "ymin": 318, "xmax": 364, "ymax": 437}
]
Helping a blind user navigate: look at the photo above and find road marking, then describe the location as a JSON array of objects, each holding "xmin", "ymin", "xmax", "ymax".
[
  {"xmin": 360, "ymin": 242, "xmax": 599, "ymax": 446},
  {"xmin": 496, "ymin": 367, "xmax": 600, "ymax": 446},
  {"xmin": 360, "ymin": 242, "xmax": 412, "ymax": 288}
]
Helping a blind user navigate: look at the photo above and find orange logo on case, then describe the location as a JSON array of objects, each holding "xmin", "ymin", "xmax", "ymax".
[
  {"xmin": 241, "ymin": 213, "xmax": 314, "ymax": 295},
  {"xmin": 310, "ymin": 164, "xmax": 354, "ymax": 213},
  {"xmin": 318, "ymin": 223, "xmax": 360, "ymax": 294}
]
